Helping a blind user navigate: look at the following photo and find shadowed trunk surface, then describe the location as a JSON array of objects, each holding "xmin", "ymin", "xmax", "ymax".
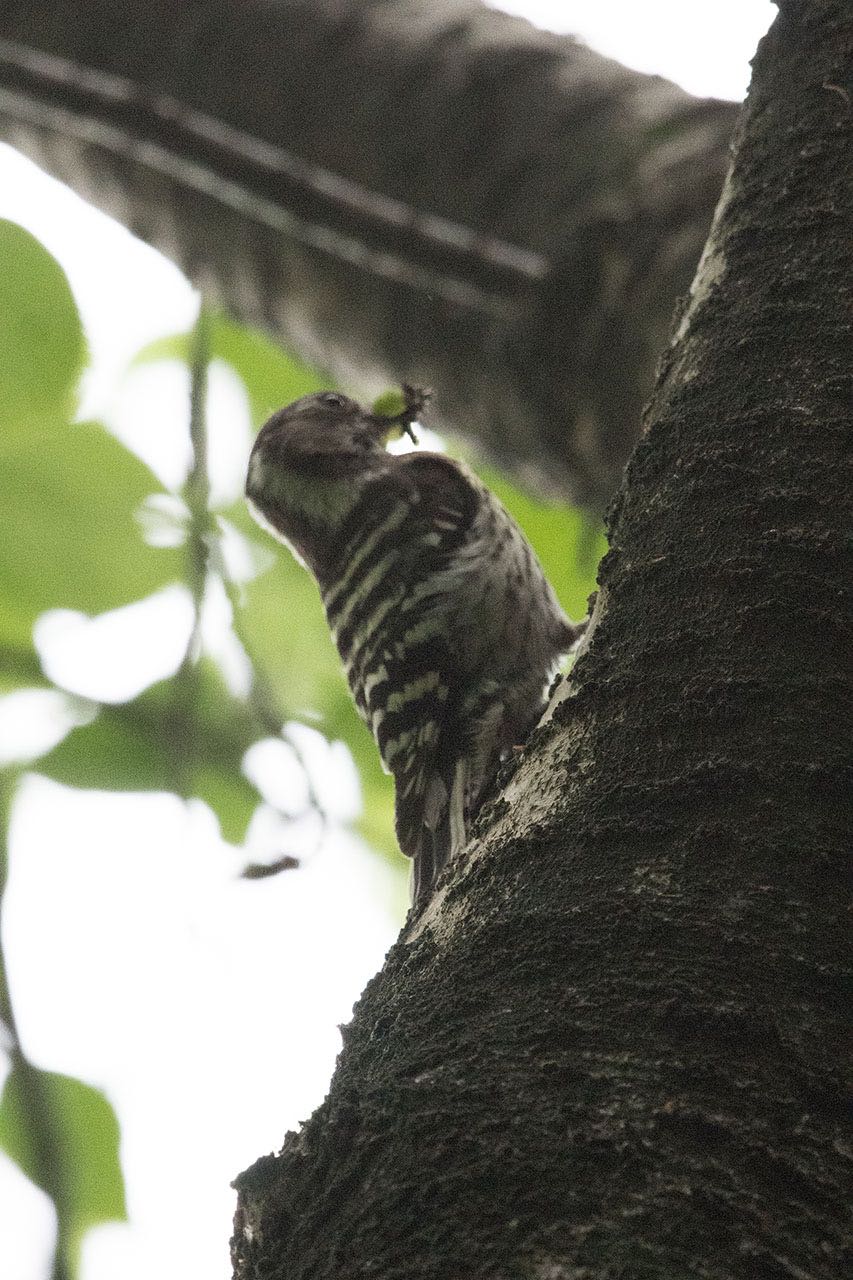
[
  {"xmin": 231, "ymin": 2, "xmax": 851, "ymax": 1275},
  {"xmin": 0, "ymin": 0, "xmax": 735, "ymax": 508}
]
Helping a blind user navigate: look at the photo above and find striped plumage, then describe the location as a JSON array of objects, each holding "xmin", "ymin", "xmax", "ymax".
[{"xmin": 246, "ymin": 389, "xmax": 581, "ymax": 906}]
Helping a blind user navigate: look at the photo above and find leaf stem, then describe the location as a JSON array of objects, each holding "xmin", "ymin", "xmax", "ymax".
[{"xmin": 182, "ymin": 301, "xmax": 214, "ymax": 669}]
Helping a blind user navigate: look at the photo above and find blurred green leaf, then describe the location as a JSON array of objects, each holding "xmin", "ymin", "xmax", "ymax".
[
  {"xmin": 225, "ymin": 499, "xmax": 400, "ymax": 859},
  {"xmin": 0, "ymin": 1059, "xmax": 126, "ymax": 1275},
  {"xmin": 0, "ymin": 219, "xmax": 87, "ymax": 426},
  {"xmin": 38, "ymin": 660, "xmax": 264, "ymax": 843},
  {"xmin": 0, "ymin": 646, "xmax": 45, "ymax": 692},
  {"xmin": 0, "ymin": 418, "xmax": 183, "ymax": 652},
  {"xmin": 225, "ymin": 502, "xmax": 346, "ymax": 714},
  {"xmin": 134, "ymin": 311, "xmax": 323, "ymax": 429},
  {"xmin": 193, "ymin": 764, "xmax": 260, "ymax": 845},
  {"xmin": 351, "ymin": 739, "xmax": 397, "ymax": 863}
]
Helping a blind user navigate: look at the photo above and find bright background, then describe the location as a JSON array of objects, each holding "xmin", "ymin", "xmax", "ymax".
[{"xmin": 0, "ymin": 3, "xmax": 775, "ymax": 1278}]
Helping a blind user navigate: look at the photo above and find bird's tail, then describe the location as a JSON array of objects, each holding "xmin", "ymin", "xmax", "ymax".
[{"xmin": 399, "ymin": 759, "xmax": 469, "ymax": 908}]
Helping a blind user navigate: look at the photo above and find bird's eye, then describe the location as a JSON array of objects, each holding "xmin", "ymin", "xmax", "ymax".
[{"xmin": 319, "ymin": 392, "xmax": 348, "ymax": 410}]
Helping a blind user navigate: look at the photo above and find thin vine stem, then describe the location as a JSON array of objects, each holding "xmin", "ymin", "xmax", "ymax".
[{"xmin": 183, "ymin": 304, "xmax": 329, "ymax": 862}]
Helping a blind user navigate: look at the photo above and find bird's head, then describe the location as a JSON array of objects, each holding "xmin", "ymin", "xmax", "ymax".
[{"xmin": 245, "ymin": 386, "xmax": 428, "ymax": 567}]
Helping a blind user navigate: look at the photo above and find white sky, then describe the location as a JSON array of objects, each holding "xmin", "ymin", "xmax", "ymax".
[
  {"xmin": 488, "ymin": 0, "xmax": 775, "ymax": 99},
  {"xmin": 0, "ymin": 4, "xmax": 776, "ymax": 1278}
]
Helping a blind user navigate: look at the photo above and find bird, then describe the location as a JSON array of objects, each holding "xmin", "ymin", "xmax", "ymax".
[{"xmin": 245, "ymin": 386, "xmax": 582, "ymax": 907}]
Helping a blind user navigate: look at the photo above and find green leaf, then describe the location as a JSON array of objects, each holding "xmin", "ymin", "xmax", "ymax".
[
  {"xmin": 193, "ymin": 763, "xmax": 259, "ymax": 845},
  {"xmin": 350, "ymin": 737, "xmax": 397, "ymax": 864},
  {"xmin": 134, "ymin": 311, "xmax": 323, "ymax": 429},
  {"xmin": 226, "ymin": 503, "xmax": 400, "ymax": 860},
  {"xmin": 225, "ymin": 503, "xmax": 347, "ymax": 715},
  {"xmin": 0, "ymin": 219, "xmax": 87, "ymax": 426},
  {"xmin": 37, "ymin": 660, "xmax": 265, "ymax": 843},
  {"xmin": 0, "ymin": 1059, "xmax": 126, "ymax": 1275},
  {"xmin": 0, "ymin": 646, "xmax": 46, "ymax": 692},
  {"xmin": 0, "ymin": 419, "xmax": 183, "ymax": 649}
]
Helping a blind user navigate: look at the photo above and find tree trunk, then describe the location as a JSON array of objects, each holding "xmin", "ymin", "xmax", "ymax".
[
  {"xmin": 231, "ymin": 2, "xmax": 851, "ymax": 1275},
  {"xmin": 0, "ymin": 0, "xmax": 735, "ymax": 509}
]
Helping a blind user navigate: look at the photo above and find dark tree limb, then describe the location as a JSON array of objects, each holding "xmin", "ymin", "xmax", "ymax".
[
  {"xmin": 231, "ymin": 1, "xmax": 851, "ymax": 1275},
  {"xmin": 0, "ymin": 0, "xmax": 735, "ymax": 508}
]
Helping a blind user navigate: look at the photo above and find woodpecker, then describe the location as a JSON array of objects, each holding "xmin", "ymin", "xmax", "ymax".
[{"xmin": 245, "ymin": 387, "xmax": 582, "ymax": 906}]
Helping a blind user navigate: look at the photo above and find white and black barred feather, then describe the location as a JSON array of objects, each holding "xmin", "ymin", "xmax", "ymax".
[{"xmin": 246, "ymin": 389, "xmax": 580, "ymax": 906}]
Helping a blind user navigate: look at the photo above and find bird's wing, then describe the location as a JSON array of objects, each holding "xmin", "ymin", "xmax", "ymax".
[{"xmin": 357, "ymin": 453, "xmax": 478, "ymax": 899}]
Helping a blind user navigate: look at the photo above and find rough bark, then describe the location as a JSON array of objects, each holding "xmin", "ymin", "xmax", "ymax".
[
  {"xmin": 231, "ymin": 2, "xmax": 851, "ymax": 1276},
  {"xmin": 0, "ymin": 0, "xmax": 735, "ymax": 509}
]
